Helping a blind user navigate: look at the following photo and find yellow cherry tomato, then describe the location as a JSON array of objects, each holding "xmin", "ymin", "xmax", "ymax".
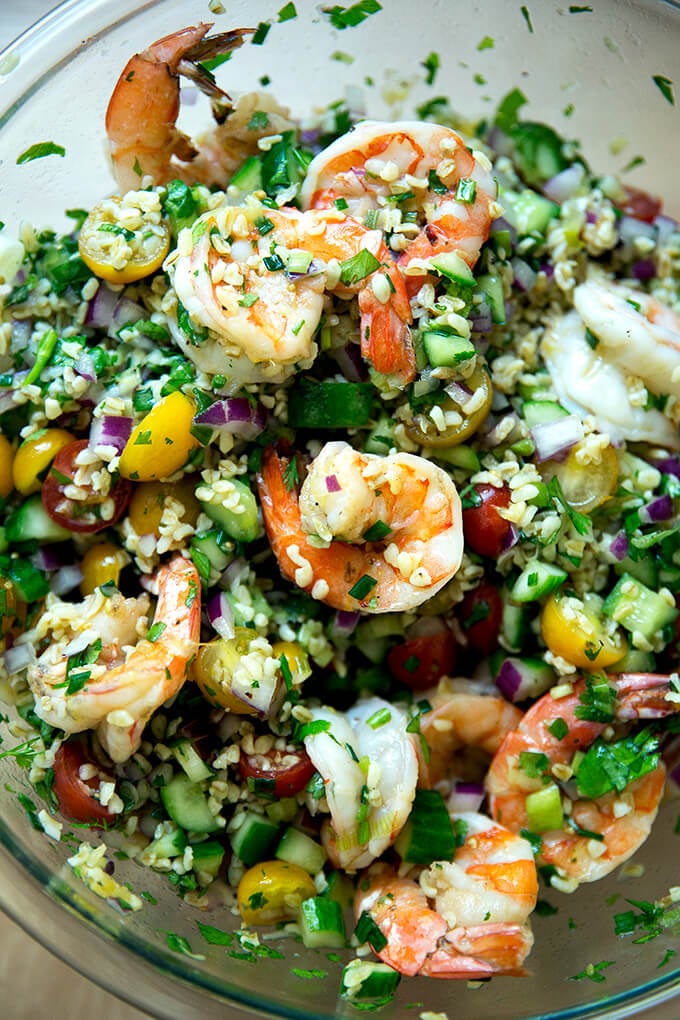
[
  {"xmin": 541, "ymin": 590, "xmax": 627, "ymax": 670},
  {"xmin": 78, "ymin": 196, "xmax": 171, "ymax": 284},
  {"xmin": 192, "ymin": 629, "xmax": 262, "ymax": 715},
  {"xmin": 119, "ymin": 392, "xmax": 199, "ymax": 482},
  {"xmin": 12, "ymin": 428, "xmax": 75, "ymax": 495},
  {"xmin": 237, "ymin": 860, "xmax": 316, "ymax": 925},
  {"xmin": 128, "ymin": 477, "xmax": 201, "ymax": 535},
  {"xmin": 540, "ymin": 443, "xmax": 619, "ymax": 514},
  {"xmin": 80, "ymin": 542, "xmax": 126, "ymax": 596},
  {"xmin": 270, "ymin": 640, "xmax": 312, "ymax": 688},
  {"xmin": 0, "ymin": 435, "xmax": 14, "ymax": 499},
  {"xmin": 405, "ymin": 365, "xmax": 492, "ymax": 448}
]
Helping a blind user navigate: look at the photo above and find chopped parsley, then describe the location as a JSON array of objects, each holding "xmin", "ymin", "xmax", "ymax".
[
  {"xmin": 421, "ymin": 51, "xmax": 440, "ymax": 86},
  {"xmin": 323, "ymin": 0, "xmax": 382, "ymax": 30},
  {"xmin": 164, "ymin": 931, "xmax": 206, "ymax": 960},
  {"xmin": 278, "ymin": 2, "xmax": 298, "ymax": 21},
  {"xmin": 652, "ymin": 74, "xmax": 674, "ymax": 106},
  {"xmin": 53, "ymin": 638, "xmax": 103, "ymax": 696},
  {"xmin": 16, "ymin": 141, "xmax": 66, "ymax": 164},
  {"xmin": 338, "ymin": 248, "xmax": 381, "ymax": 286},
  {"xmin": 569, "ymin": 960, "xmax": 614, "ymax": 983},
  {"xmin": 520, "ymin": 4, "xmax": 534, "ymax": 32},
  {"xmin": 283, "ymin": 457, "xmax": 300, "ymax": 491}
]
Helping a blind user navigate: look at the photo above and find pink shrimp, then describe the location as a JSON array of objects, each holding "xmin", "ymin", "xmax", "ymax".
[
  {"xmin": 486, "ymin": 673, "xmax": 679, "ymax": 887},
  {"xmin": 256, "ymin": 442, "xmax": 464, "ymax": 614},
  {"xmin": 355, "ymin": 812, "xmax": 537, "ymax": 978},
  {"xmin": 299, "ymin": 120, "xmax": 497, "ymax": 279},
  {"xmin": 105, "ymin": 24, "xmax": 253, "ymax": 192},
  {"xmin": 28, "ymin": 555, "xmax": 201, "ymax": 762}
]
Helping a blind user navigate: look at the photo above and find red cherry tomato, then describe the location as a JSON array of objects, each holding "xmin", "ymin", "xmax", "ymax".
[
  {"xmin": 52, "ymin": 740, "xmax": 115, "ymax": 825},
  {"xmin": 239, "ymin": 747, "xmax": 316, "ymax": 797},
  {"xmin": 459, "ymin": 580, "xmax": 503, "ymax": 657},
  {"xmin": 462, "ymin": 483, "xmax": 512, "ymax": 558},
  {"xmin": 387, "ymin": 631, "xmax": 457, "ymax": 691},
  {"xmin": 41, "ymin": 439, "xmax": 131, "ymax": 533},
  {"xmin": 618, "ymin": 186, "xmax": 662, "ymax": 224}
]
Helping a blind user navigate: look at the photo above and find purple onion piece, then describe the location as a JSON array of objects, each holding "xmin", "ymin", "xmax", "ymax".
[
  {"xmin": 511, "ymin": 257, "xmax": 538, "ymax": 294},
  {"xmin": 654, "ymin": 214, "xmax": 679, "ymax": 245},
  {"xmin": 89, "ymin": 414, "xmax": 134, "ymax": 455},
  {"xmin": 501, "ymin": 522, "xmax": 520, "ymax": 552},
  {"xmin": 194, "ymin": 397, "xmax": 267, "ymax": 441},
  {"xmin": 332, "ymin": 610, "xmax": 360, "ymax": 637},
  {"xmin": 206, "ymin": 590, "xmax": 235, "ymax": 641},
  {"xmin": 609, "ymin": 530, "xmax": 630, "ymax": 561},
  {"xmin": 331, "ymin": 343, "xmax": 367, "ymax": 382},
  {"xmin": 325, "ymin": 474, "xmax": 341, "ymax": 493},
  {"xmin": 86, "ymin": 284, "xmax": 118, "ymax": 328},
  {"xmin": 530, "ymin": 415, "xmax": 584, "ymax": 464},
  {"xmin": 50, "ymin": 565, "xmax": 83, "ymax": 596},
  {"xmin": 542, "ymin": 164, "xmax": 585, "ymax": 204},
  {"xmin": 448, "ymin": 781, "xmax": 485, "ymax": 814},
  {"xmin": 32, "ymin": 547, "xmax": 68, "ymax": 572},
  {"xmin": 112, "ymin": 297, "xmax": 147, "ymax": 334},
  {"xmin": 655, "ymin": 456, "xmax": 680, "ymax": 479},
  {"xmin": 618, "ymin": 214, "xmax": 657, "ymax": 246},
  {"xmin": 632, "ymin": 258, "xmax": 656, "ymax": 282},
  {"xmin": 491, "ymin": 216, "xmax": 518, "ymax": 247},
  {"xmin": 639, "ymin": 494, "xmax": 674, "ymax": 523},
  {"xmin": 444, "ymin": 379, "xmax": 472, "ymax": 405},
  {"xmin": 495, "ymin": 659, "xmax": 523, "ymax": 701}
]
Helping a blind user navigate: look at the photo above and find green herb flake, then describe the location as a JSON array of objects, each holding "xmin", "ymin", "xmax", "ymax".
[
  {"xmin": 659, "ymin": 948, "xmax": 676, "ymax": 968},
  {"xmin": 569, "ymin": 960, "xmax": 614, "ymax": 983},
  {"xmin": 251, "ymin": 22, "xmax": 271, "ymax": 45},
  {"xmin": 569, "ymin": 4, "xmax": 592, "ymax": 10},
  {"xmin": 17, "ymin": 142, "xmax": 66, "ymax": 165},
  {"xmin": 279, "ymin": 653, "xmax": 293, "ymax": 690},
  {"xmin": 547, "ymin": 475, "xmax": 591, "ymax": 536},
  {"xmin": 477, "ymin": 35, "xmax": 495, "ymax": 50},
  {"xmin": 455, "ymin": 178, "xmax": 477, "ymax": 203},
  {"xmin": 366, "ymin": 707, "xmax": 392, "ymax": 729},
  {"xmin": 535, "ymin": 899, "xmax": 559, "ymax": 917},
  {"xmin": 421, "ymin": 52, "xmax": 440, "ymax": 86},
  {"xmin": 520, "ymin": 5, "xmax": 534, "ymax": 32},
  {"xmin": 652, "ymin": 75, "xmax": 674, "ymax": 106},
  {"xmin": 348, "ymin": 574, "xmax": 378, "ymax": 601},
  {"xmin": 290, "ymin": 968, "xmax": 327, "ymax": 980},
  {"xmin": 165, "ymin": 931, "xmax": 206, "ymax": 960},
  {"xmin": 0, "ymin": 738, "xmax": 40, "ymax": 769},
  {"xmin": 355, "ymin": 910, "xmax": 388, "ymax": 951},
  {"xmin": 519, "ymin": 750, "xmax": 550, "ymax": 779},
  {"xmin": 362, "ymin": 519, "xmax": 391, "ymax": 542},
  {"xmin": 575, "ymin": 726, "xmax": 661, "ymax": 800},
  {"xmin": 547, "ymin": 717, "xmax": 569, "ymax": 740},
  {"xmin": 147, "ymin": 621, "xmax": 167, "ymax": 643},
  {"xmin": 323, "ymin": 0, "xmax": 382, "ymax": 30},
  {"xmin": 238, "ymin": 293, "xmax": 259, "ymax": 308},
  {"xmin": 338, "ymin": 248, "xmax": 381, "ymax": 286},
  {"xmin": 283, "ymin": 457, "xmax": 299, "ymax": 492},
  {"xmin": 575, "ymin": 674, "xmax": 616, "ymax": 723},
  {"xmin": 278, "ymin": 2, "xmax": 297, "ymax": 21}
]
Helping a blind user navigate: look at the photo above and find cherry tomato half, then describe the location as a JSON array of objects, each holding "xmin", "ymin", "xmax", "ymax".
[
  {"xmin": 41, "ymin": 439, "xmax": 131, "ymax": 533},
  {"xmin": 459, "ymin": 579, "xmax": 503, "ymax": 657},
  {"xmin": 618, "ymin": 186, "xmax": 662, "ymax": 224},
  {"xmin": 52, "ymin": 740, "xmax": 115, "ymax": 825},
  {"xmin": 78, "ymin": 196, "xmax": 171, "ymax": 284},
  {"xmin": 387, "ymin": 631, "xmax": 457, "ymax": 691},
  {"xmin": 239, "ymin": 747, "xmax": 316, "ymax": 798},
  {"xmin": 462, "ymin": 483, "xmax": 512, "ymax": 558}
]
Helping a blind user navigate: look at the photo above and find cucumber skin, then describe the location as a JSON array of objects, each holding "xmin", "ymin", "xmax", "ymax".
[{"xmin": 160, "ymin": 773, "xmax": 221, "ymax": 835}]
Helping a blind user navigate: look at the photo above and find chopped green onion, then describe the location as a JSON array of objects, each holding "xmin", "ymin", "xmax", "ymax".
[
  {"xmin": 455, "ymin": 178, "xmax": 477, "ymax": 203},
  {"xmin": 263, "ymin": 253, "xmax": 285, "ymax": 271},
  {"xmin": 348, "ymin": 574, "xmax": 378, "ymax": 600},
  {"xmin": 256, "ymin": 216, "xmax": 275, "ymax": 235},
  {"xmin": 366, "ymin": 707, "xmax": 392, "ymax": 729},
  {"xmin": 362, "ymin": 520, "xmax": 391, "ymax": 542},
  {"xmin": 238, "ymin": 293, "xmax": 259, "ymax": 308}
]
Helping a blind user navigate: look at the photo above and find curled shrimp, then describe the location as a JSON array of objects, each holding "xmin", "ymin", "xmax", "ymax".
[
  {"xmin": 542, "ymin": 278, "xmax": 680, "ymax": 449},
  {"xmin": 355, "ymin": 812, "xmax": 537, "ymax": 978},
  {"xmin": 302, "ymin": 696, "xmax": 418, "ymax": 871},
  {"xmin": 167, "ymin": 203, "xmax": 414, "ymax": 384},
  {"xmin": 28, "ymin": 555, "xmax": 200, "ymax": 762},
  {"xmin": 420, "ymin": 677, "xmax": 524, "ymax": 788},
  {"xmin": 105, "ymin": 24, "xmax": 253, "ymax": 192},
  {"xmin": 300, "ymin": 120, "xmax": 497, "ymax": 277},
  {"xmin": 486, "ymin": 673, "xmax": 679, "ymax": 887},
  {"xmin": 256, "ymin": 441, "xmax": 464, "ymax": 613}
]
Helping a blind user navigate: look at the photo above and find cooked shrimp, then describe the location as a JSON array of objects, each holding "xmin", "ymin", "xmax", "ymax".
[
  {"xmin": 542, "ymin": 279, "xmax": 680, "ymax": 449},
  {"xmin": 105, "ymin": 24, "xmax": 254, "ymax": 193},
  {"xmin": 486, "ymin": 673, "xmax": 679, "ymax": 887},
  {"xmin": 256, "ymin": 441, "xmax": 464, "ymax": 613},
  {"xmin": 168, "ymin": 202, "xmax": 414, "ymax": 383},
  {"xmin": 355, "ymin": 812, "xmax": 537, "ymax": 978},
  {"xmin": 420, "ymin": 677, "xmax": 524, "ymax": 787},
  {"xmin": 28, "ymin": 555, "xmax": 200, "ymax": 762},
  {"xmin": 303, "ymin": 696, "xmax": 418, "ymax": 871},
  {"xmin": 300, "ymin": 120, "xmax": 497, "ymax": 274}
]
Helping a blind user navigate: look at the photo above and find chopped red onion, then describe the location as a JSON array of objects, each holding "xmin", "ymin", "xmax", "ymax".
[
  {"xmin": 85, "ymin": 284, "xmax": 118, "ymax": 328},
  {"xmin": 530, "ymin": 414, "xmax": 583, "ymax": 463},
  {"xmin": 618, "ymin": 215, "xmax": 657, "ymax": 246},
  {"xmin": 511, "ymin": 257, "xmax": 538, "ymax": 293},
  {"xmin": 486, "ymin": 125, "xmax": 514, "ymax": 158},
  {"xmin": 495, "ymin": 657, "xmax": 554, "ymax": 703},
  {"xmin": 495, "ymin": 659, "xmax": 523, "ymax": 701},
  {"xmin": 481, "ymin": 412, "xmax": 520, "ymax": 449},
  {"xmin": 654, "ymin": 214, "xmax": 679, "ymax": 245},
  {"xmin": 332, "ymin": 610, "xmax": 360, "ymax": 636},
  {"xmin": 206, "ymin": 590, "xmax": 235, "ymax": 641},
  {"xmin": 325, "ymin": 474, "xmax": 341, "ymax": 493},
  {"xmin": 543, "ymin": 164, "xmax": 585, "ymax": 203},
  {"xmin": 10, "ymin": 319, "xmax": 33, "ymax": 348},
  {"xmin": 470, "ymin": 299, "xmax": 493, "ymax": 334},
  {"xmin": 113, "ymin": 297, "xmax": 147, "ymax": 332},
  {"xmin": 331, "ymin": 343, "xmax": 367, "ymax": 382},
  {"xmin": 492, "ymin": 216, "xmax": 517, "ymax": 247},
  {"xmin": 194, "ymin": 397, "xmax": 267, "ymax": 441},
  {"xmin": 89, "ymin": 414, "xmax": 134, "ymax": 455},
  {"xmin": 32, "ymin": 547, "xmax": 68, "ymax": 572},
  {"xmin": 74, "ymin": 351, "xmax": 97, "ymax": 382},
  {"xmin": 4, "ymin": 642, "xmax": 37, "ymax": 675},
  {"xmin": 639, "ymin": 494, "xmax": 674, "ymax": 523},
  {"xmin": 609, "ymin": 531, "xmax": 630, "ymax": 561},
  {"xmin": 50, "ymin": 565, "xmax": 83, "ymax": 596},
  {"xmin": 501, "ymin": 523, "xmax": 520, "ymax": 552},
  {"xmin": 447, "ymin": 781, "xmax": 485, "ymax": 814},
  {"xmin": 632, "ymin": 259, "xmax": 656, "ymax": 282},
  {"xmin": 444, "ymin": 379, "xmax": 472, "ymax": 406}
]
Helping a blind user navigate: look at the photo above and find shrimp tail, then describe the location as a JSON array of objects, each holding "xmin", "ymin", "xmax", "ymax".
[
  {"xmin": 175, "ymin": 28, "xmax": 255, "ymax": 121},
  {"xmin": 423, "ymin": 923, "xmax": 534, "ymax": 978}
]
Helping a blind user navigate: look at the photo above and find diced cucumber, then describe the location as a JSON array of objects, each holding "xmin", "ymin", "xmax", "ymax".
[
  {"xmin": 172, "ymin": 739, "xmax": 213, "ymax": 783},
  {"xmin": 501, "ymin": 597, "xmax": 531, "ymax": 652},
  {"xmin": 341, "ymin": 959, "xmax": 401, "ymax": 1002},
  {"xmin": 659, "ymin": 564, "xmax": 680, "ymax": 593},
  {"xmin": 502, "ymin": 188, "xmax": 560, "ymax": 236},
  {"xmin": 612, "ymin": 552, "xmax": 658, "ymax": 589},
  {"xmin": 230, "ymin": 811, "xmax": 280, "ymax": 867},
  {"xmin": 510, "ymin": 559, "xmax": 567, "ymax": 603},
  {"xmin": 191, "ymin": 529, "xmax": 233, "ymax": 578},
  {"xmin": 145, "ymin": 826, "xmax": 188, "ymax": 859},
  {"xmin": 522, "ymin": 400, "xmax": 569, "ymax": 427},
  {"xmin": 525, "ymin": 782, "xmax": 564, "ymax": 832},
  {"xmin": 5, "ymin": 493, "xmax": 72, "ymax": 544},
  {"xmin": 160, "ymin": 773, "xmax": 220, "ymax": 834},
  {"xmin": 494, "ymin": 655, "xmax": 556, "ymax": 702},
  {"xmin": 229, "ymin": 155, "xmax": 263, "ymax": 195},
  {"xmin": 394, "ymin": 789, "xmax": 456, "ymax": 865},
  {"xmin": 427, "ymin": 444, "xmax": 481, "ymax": 472},
  {"xmin": 191, "ymin": 839, "xmax": 225, "ymax": 880},
  {"xmin": 322, "ymin": 869, "xmax": 354, "ymax": 909},
  {"xmin": 364, "ymin": 415, "xmax": 396, "ymax": 455},
  {"xmin": 299, "ymin": 896, "xmax": 346, "ymax": 949},
  {"xmin": 429, "ymin": 251, "xmax": 475, "ymax": 287},
  {"xmin": 200, "ymin": 478, "xmax": 259, "ymax": 542},
  {"xmin": 476, "ymin": 272, "xmax": 505, "ymax": 324},
  {"xmin": 602, "ymin": 573, "xmax": 678, "ymax": 641},
  {"xmin": 607, "ymin": 648, "xmax": 656, "ymax": 674},
  {"xmin": 265, "ymin": 797, "xmax": 299, "ymax": 824},
  {"xmin": 6, "ymin": 559, "xmax": 49, "ymax": 602},
  {"xmin": 276, "ymin": 827, "xmax": 327, "ymax": 874},
  {"xmin": 422, "ymin": 330, "xmax": 475, "ymax": 368}
]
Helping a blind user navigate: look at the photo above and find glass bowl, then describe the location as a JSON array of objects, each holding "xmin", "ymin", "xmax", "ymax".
[{"xmin": 1, "ymin": 1, "xmax": 680, "ymax": 1017}]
